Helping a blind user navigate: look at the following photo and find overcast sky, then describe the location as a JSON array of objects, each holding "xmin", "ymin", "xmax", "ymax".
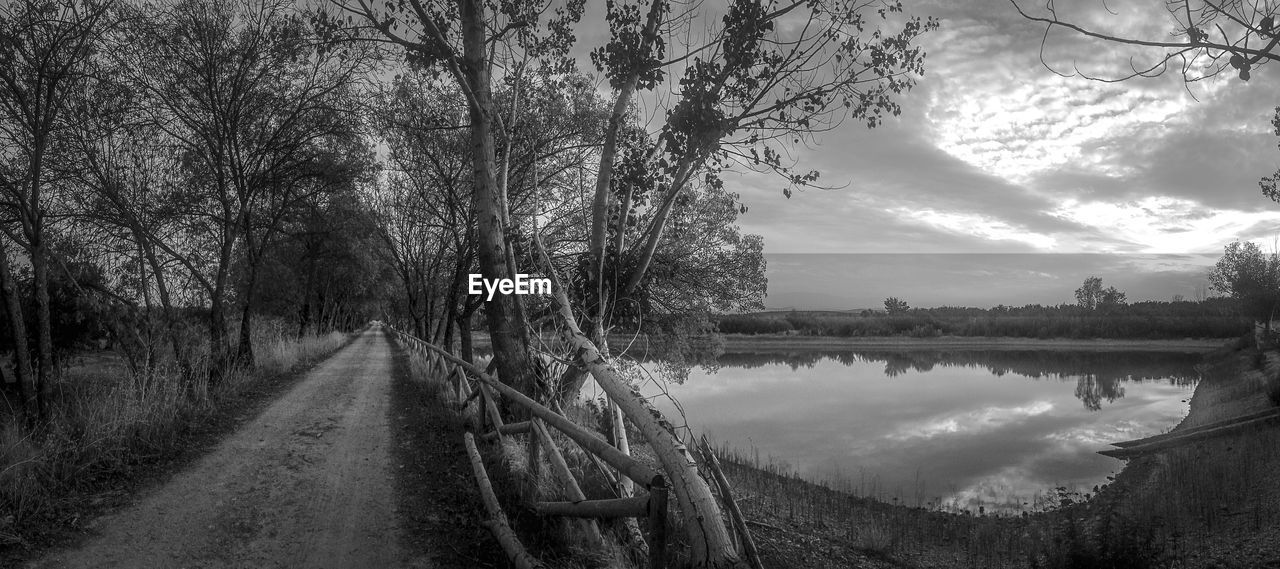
[{"xmin": 689, "ymin": 0, "xmax": 1280, "ymax": 309}]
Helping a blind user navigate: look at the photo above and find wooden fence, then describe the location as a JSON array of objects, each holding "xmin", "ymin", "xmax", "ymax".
[{"xmin": 386, "ymin": 325, "xmax": 683, "ymax": 568}]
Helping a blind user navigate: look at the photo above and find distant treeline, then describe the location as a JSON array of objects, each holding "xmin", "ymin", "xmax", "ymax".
[{"xmin": 715, "ymin": 298, "xmax": 1250, "ymax": 339}]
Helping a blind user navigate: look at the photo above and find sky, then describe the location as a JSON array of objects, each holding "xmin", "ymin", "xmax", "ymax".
[{"xmin": 688, "ymin": 0, "xmax": 1280, "ymax": 309}]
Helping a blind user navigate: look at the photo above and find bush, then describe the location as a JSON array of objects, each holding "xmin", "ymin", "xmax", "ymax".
[{"xmin": 715, "ymin": 314, "xmax": 794, "ymax": 334}]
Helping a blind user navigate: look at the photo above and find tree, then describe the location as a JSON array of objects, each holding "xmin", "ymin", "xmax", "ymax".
[
  {"xmin": 124, "ymin": 0, "xmax": 367, "ymax": 371},
  {"xmin": 1208, "ymin": 241, "xmax": 1280, "ymax": 343},
  {"xmin": 0, "ymin": 0, "xmax": 112, "ymax": 421},
  {"xmin": 1262, "ymin": 111, "xmax": 1280, "ymax": 206},
  {"xmin": 1075, "ymin": 276, "xmax": 1126, "ymax": 310},
  {"xmin": 884, "ymin": 297, "xmax": 910, "ymax": 314}
]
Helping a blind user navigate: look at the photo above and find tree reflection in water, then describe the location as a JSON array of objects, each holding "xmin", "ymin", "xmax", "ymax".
[
  {"xmin": 478, "ymin": 342, "xmax": 1201, "ymax": 410},
  {"xmin": 710, "ymin": 350, "xmax": 1202, "ymax": 410}
]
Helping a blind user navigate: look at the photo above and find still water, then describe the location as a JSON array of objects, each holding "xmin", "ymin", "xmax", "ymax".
[{"xmin": 600, "ymin": 349, "xmax": 1202, "ymax": 513}]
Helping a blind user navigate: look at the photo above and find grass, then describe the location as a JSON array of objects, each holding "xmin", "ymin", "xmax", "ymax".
[{"xmin": 0, "ymin": 321, "xmax": 351, "ymax": 552}]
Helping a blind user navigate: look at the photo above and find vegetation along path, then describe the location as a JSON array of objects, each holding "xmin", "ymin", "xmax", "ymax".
[{"xmin": 30, "ymin": 329, "xmax": 412, "ymax": 569}]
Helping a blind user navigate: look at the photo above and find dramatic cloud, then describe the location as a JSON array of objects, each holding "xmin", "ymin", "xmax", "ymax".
[
  {"xmin": 575, "ymin": 1, "xmax": 1280, "ymax": 306},
  {"xmin": 721, "ymin": 1, "xmax": 1280, "ymax": 306}
]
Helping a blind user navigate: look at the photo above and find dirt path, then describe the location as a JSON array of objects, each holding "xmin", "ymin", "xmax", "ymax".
[{"xmin": 31, "ymin": 329, "xmax": 408, "ymax": 569}]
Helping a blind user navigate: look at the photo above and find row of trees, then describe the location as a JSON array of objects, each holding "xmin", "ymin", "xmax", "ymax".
[
  {"xmin": 0, "ymin": 0, "xmax": 392, "ymax": 423},
  {"xmin": 717, "ymin": 297, "xmax": 1250, "ymax": 339},
  {"xmin": 719, "ymin": 242, "xmax": 1280, "ymax": 342}
]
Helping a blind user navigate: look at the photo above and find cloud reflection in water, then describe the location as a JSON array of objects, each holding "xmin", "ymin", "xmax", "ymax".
[{"xmin": 633, "ymin": 349, "xmax": 1199, "ymax": 513}]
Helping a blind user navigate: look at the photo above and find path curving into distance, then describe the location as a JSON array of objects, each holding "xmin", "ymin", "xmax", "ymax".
[{"xmin": 32, "ymin": 328, "xmax": 407, "ymax": 569}]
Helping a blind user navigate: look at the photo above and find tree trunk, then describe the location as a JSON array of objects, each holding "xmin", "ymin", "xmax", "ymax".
[
  {"xmin": 459, "ymin": 0, "xmax": 536, "ymax": 404},
  {"xmin": 533, "ymin": 235, "xmax": 744, "ymax": 568},
  {"xmin": 588, "ymin": 0, "xmax": 665, "ymax": 334},
  {"xmin": 208, "ymin": 294, "xmax": 230, "ymax": 380},
  {"xmin": 31, "ymin": 238, "xmax": 53, "ymax": 421},
  {"xmin": 624, "ymin": 158, "xmax": 699, "ymax": 297},
  {"xmin": 237, "ymin": 299, "xmax": 256, "ymax": 366},
  {"xmin": 570, "ymin": 332, "xmax": 743, "ymax": 568},
  {"xmin": 138, "ymin": 231, "xmax": 189, "ymax": 376},
  {"xmin": 236, "ymin": 252, "xmax": 259, "ymax": 366},
  {"xmin": 0, "ymin": 242, "xmax": 36, "ymax": 423},
  {"xmin": 459, "ymin": 311, "xmax": 474, "ymax": 363}
]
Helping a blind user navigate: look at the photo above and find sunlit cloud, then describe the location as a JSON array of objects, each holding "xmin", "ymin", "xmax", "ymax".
[
  {"xmin": 1049, "ymin": 196, "xmax": 1280, "ymax": 253},
  {"xmin": 889, "ymin": 207, "xmax": 1058, "ymax": 249},
  {"xmin": 919, "ymin": 11, "xmax": 1200, "ymax": 187}
]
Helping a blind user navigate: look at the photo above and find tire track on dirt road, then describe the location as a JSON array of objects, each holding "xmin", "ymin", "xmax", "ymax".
[{"xmin": 31, "ymin": 328, "xmax": 409, "ymax": 569}]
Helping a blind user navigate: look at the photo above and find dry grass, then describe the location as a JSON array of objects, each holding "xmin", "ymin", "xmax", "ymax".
[{"xmin": 0, "ymin": 322, "xmax": 354, "ymax": 548}]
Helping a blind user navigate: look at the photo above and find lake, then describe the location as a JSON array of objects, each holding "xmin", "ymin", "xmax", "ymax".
[{"xmin": 591, "ymin": 348, "xmax": 1203, "ymax": 513}]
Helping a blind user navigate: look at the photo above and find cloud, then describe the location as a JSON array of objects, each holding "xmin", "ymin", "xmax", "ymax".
[
  {"xmin": 1049, "ymin": 197, "xmax": 1280, "ymax": 253},
  {"xmin": 571, "ymin": 1, "xmax": 1280, "ymax": 302},
  {"xmin": 890, "ymin": 401, "xmax": 1055, "ymax": 441}
]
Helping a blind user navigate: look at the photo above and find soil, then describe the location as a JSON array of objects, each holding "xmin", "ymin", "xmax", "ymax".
[
  {"xmin": 2, "ymin": 335, "xmax": 358, "ymax": 565},
  {"xmin": 25, "ymin": 328, "xmax": 424, "ymax": 569}
]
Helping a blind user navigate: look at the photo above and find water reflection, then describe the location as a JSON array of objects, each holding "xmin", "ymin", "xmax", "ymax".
[
  {"xmin": 621, "ymin": 348, "xmax": 1202, "ymax": 513},
  {"xmin": 712, "ymin": 349, "xmax": 1201, "ymax": 410}
]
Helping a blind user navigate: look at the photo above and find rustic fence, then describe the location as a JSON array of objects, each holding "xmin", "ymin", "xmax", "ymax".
[{"xmin": 384, "ymin": 324, "xmax": 698, "ymax": 568}]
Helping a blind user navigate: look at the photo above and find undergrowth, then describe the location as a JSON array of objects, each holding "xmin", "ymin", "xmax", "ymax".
[{"xmin": 0, "ymin": 324, "xmax": 350, "ymax": 549}]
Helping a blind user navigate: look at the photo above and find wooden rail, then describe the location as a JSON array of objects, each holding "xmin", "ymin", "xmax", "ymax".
[{"xmin": 385, "ymin": 325, "xmax": 671, "ymax": 568}]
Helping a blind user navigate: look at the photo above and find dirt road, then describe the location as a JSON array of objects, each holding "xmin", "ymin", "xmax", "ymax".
[{"xmin": 32, "ymin": 329, "xmax": 411, "ymax": 569}]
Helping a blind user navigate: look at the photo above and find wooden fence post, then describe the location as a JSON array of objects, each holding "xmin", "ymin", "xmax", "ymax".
[{"xmin": 649, "ymin": 483, "xmax": 669, "ymax": 569}]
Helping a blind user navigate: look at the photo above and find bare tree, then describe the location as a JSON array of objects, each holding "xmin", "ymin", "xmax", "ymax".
[
  {"xmin": 0, "ymin": 0, "xmax": 113, "ymax": 421},
  {"xmin": 123, "ymin": 0, "xmax": 367, "ymax": 371}
]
